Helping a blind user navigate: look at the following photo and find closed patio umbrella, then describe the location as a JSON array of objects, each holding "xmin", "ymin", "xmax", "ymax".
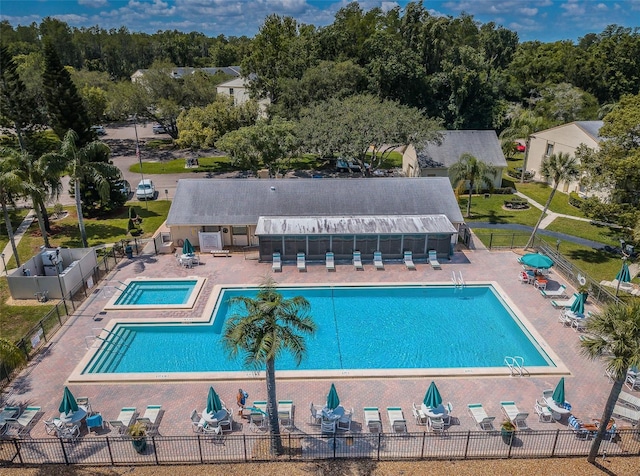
[
  {"xmin": 552, "ymin": 377, "xmax": 565, "ymax": 404},
  {"xmin": 570, "ymin": 292, "xmax": 586, "ymax": 315},
  {"xmin": 616, "ymin": 261, "xmax": 631, "ymax": 283},
  {"xmin": 520, "ymin": 253, "xmax": 554, "ymax": 269},
  {"xmin": 206, "ymin": 386, "xmax": 223, "ymax": 414},
  {"xmin": 326, "ymin": 383, "xmax": 340, "ymax": 410},
  {"xmin": 423, "ymin": 381, "xmax": 443, "ymax": 409},
  {"xmin": 182, "ymin": 238, "xmax": 195, "ymax": 255},
  {"xmin": 59, "ymin": 386, "xmax": 79, "ymax": 415}
]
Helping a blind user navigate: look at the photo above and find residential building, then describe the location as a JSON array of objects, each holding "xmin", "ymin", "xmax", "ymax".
[{"xmin": 130, "ymin": 66, "xmax": 241, "ymax": 82}]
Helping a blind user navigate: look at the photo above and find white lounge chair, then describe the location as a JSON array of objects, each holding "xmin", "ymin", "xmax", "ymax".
[
  {"xmin": 626, "ymin": 370, "xmax": 640, "ymax": 391},
  {"xmin": 404, "ymin": 251, "xmax": 416, "ymax": 270},
  {"xmin": 297, "ymin": 252, "xmax": 306, "ymax": 272},
  {"xmin": 353, "ymin": 251, "xmax": 363, "ymax": 270},
  {"xmin": 612, "ymin": 404, "xmax": 640, "ymax": 425},
  {"xmin": 500, "ymin": 401, "xmax": 529, "ymax": 430},
  {"xmin": 618, "ymin": 391, "xmax": 640, "ymax": 410},
  {"xmin": 364, "ymin": 407, "xmax": 382, "ymax": 433},
  {"xmin": 428, "ymin": 250, "xmax": 441, "ymax": 269},
  {"xmin": 137, "ymin": 404, "xmax": 161, "ymax": 435},
  {"xmin": 373, "ymin": 251, "xmax": 384, "ymax": 270},
  {"xmin": 277, "ymin": 400, "xmax": 293, "ymax": 430},
  {"xmin": 551, "ymin": 293, "xmax": 579, "ymax": 309},
  {"xmin": 272, "ymin": 252, "xmax": 282, "ymax": 272},
  {"xmin": 5, "ymin": 406, "xmax": 40, "ymax": 436},
  {"xmin": 387, "ymin": 407, "xmax": 406, "ymax": 433},
  {"xmin": 540, "ymin": 285, "xmax": 567, "ymax": 298},
  {"xmin": 110, "ymin": 407, "xmax": 136, "ymax": 434},
  {"xmin": 467, "ymin": 403, "xmax": 495, "ymax": 431},
  {"xmin": 325, "ymin": 252, "xmax": 335, "ymax": 271}
]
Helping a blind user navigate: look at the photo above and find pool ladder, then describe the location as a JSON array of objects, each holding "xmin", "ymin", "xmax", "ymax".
[
  {"xmin": 505, "ymin": 356, "xmax": 529, "ymax": 377},
  {"xmin": 451, "ymin": 271, "xmax": 465, "ymax": 288},
  {"xmin": 84, "ymin": 328, "xmax": 129, "ymax": 354}
]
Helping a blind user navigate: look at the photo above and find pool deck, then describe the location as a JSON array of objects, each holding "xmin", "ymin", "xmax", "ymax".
[{"xmin": 3, "ymin": 247, "xmax": 629, "ymax": 438}]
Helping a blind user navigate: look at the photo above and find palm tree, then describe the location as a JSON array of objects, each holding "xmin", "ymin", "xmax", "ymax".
[
  {"xmin": 0, "ymin": 151, "xmax": 25, "ymax": 268},
  {"xmin": 580, "ymin": 303, "xmax": 640, "ymax": 463},
  {"xmin": 499, "ymin": 106, "xmax": 545, "ymax": 183},
  {"xmin": 46, "ymin": 130, "xmax": 119, "ymax": 248},
  {"xmin": 449, "ymin": 153, "xmax": 496, "ymax": 218},
  {"xmin": 223, "ymin": 276, "xmax": 316, "ymax": 454},
  {"xmin": 0, "ymin": 337, "xmax": 26, "ymax": 376},
  {"xmin": 524, "ymin": 152, "xmax": 579, "ymax": 250}
]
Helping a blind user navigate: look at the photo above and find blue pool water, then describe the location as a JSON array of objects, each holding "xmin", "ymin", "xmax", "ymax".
[
  {"xmin": 85, "ymin": 285, "xmax": 554, "ymax": 374},
  {"xmin": 114, "ymin": 280, "xmax": 198, "ymax": 306}
]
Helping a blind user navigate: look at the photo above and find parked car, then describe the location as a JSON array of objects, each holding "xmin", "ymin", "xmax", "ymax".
[
  {"xmin": 91, "ymin": 125, "xmax": 106, "ymax": 135},
  {"xmin": 116, "ymin": 180, "xmax": 131, "ymax": 198},
  {"xmin": 152, "ymin": 124, "xmax": 167, "ymax": 134},
  {"xmin": 136, "ymin": 179, "xmax": 155, "ymax": 200},
  {"xmin": 336, "ymin": 158, "xmax": 370, "ymax": 172},
  {"xmin": 515, "ymin": 142, "xmax": 526, "ymax": 152}
]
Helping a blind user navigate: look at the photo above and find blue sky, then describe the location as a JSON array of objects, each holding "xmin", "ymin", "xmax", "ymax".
[{"xmin": 1, "ymin": 0, "xmax": 639, "ymax": 42}]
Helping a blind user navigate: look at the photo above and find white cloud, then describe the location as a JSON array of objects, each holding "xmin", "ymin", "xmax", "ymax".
[
  {"xmin": 595, "ymin": 3, "xmax": 608, "ymax": 10},
  {"xmin": 78, "ymin": 0, "xmax": 109, "ymax": 7},
  {"xmin": 519, "ymin": 7, "xmax": 538, "ymax": 16},
  {"xmin": 560, "ymin": 0, "xmax": 586, "ymax": 16}
]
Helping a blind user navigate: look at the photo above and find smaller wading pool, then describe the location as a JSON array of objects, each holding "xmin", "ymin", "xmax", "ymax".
[{"xmin": 104, "ymin": 277, "xmax": 206, "ymax": 310}]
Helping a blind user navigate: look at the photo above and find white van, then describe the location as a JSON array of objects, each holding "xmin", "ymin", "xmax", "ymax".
[{"xmin": 136, "ymin": 179, "xmax": 155, "ymax": 200}]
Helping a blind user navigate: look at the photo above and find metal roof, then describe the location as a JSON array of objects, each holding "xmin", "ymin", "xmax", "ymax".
[
  {"xmin": 575, "ymin": 121, "xmax": 604, "ymax": 142},
  {"xmin": 167, "ymin": 177, "xmax": 464, "ymax": 227},
  {"xmin": 255, "ymin": 215, "xmax": 457, "ymax": 235},
  {"xmin": 416, "ymin": 130, "xmax": 507, "ymax": 168}
]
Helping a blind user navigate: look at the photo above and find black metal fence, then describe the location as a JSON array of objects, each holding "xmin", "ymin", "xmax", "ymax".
[{"xmin": 1, "ymin": 429, "xmax": 638, "ymax": 466}]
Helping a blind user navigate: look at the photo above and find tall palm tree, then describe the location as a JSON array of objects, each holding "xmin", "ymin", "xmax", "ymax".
[
  {"xmin": 0, "ymin": 337, "xmax": 26, "ymax": 375},
  {"xmin": 0, "ymin": 147, "xmax": 66, "ymax": 248},
  {"xmin": 524, "ymin": 152, "xmax": 579, "ymax": 250},
  {"xmin": 580, "ymin": 303, "xmax": 640, "ymax": 463},
  {"xmin": 45, "ymin": 130, "xmax": 119, "ymax": 248},
  {"xmin": 449, "ymin": 153, "xmax": 496, "ymax": 218},
  {"xmin": 0, "ymin": 151, "xmax": 25, "ymax": 268},
  {"xmin": 223, "ymin": 276, "xmax": 316, "ymax": 455},
  {"xmin": 499, "ymin": 106, "xmax": 545, "ymax": 183}
]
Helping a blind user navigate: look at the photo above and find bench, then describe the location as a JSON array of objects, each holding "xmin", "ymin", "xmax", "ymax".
[{"xmin": 210, "ymin": 250, "xmax": 230, "ymax": 257}]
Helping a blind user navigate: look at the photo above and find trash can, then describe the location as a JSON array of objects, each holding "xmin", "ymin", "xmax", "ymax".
[{"xmin": 125, "ymin": 245, "xmax": 133, "ymax": 259}]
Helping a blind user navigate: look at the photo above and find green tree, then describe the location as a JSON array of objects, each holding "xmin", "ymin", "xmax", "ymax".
[
  {"xmin": 449, "ymin": 153, "xmax": 496, "ymax": 218},
  {"xmin": 534, "ymin": 83, "xmax": 599, "ymax": 124},
  {"xmin": 580, "ymin": 303, "xmax": 640, "ymax": 463},
  {"xmin": 524, "ymin": 152, "xmax": 579, "ymax": 250},
  {"xmin": 499, "ymin": 105, "xmax": 545, "ymax": 182},
  {"xmin": 0, "ymin": 151, "xmax": 25, "ymax": 267},
  {"xmin": 223, "ymin": 277, "xmax": 316, "ymax": 455},
  {"xmin": 42, "ymin": 41, "xmax": 92, "ymax": 146},
  {"xmin": 216, "ymin": 118, "xmax": 298, "ymax": 177},
  {"xmin": 0, "ymin": 337, "xmax": 26, "ymax": 374},
  {"xmin": 46, "ymin": 130, "xmax": 121, "ymax": 248}
]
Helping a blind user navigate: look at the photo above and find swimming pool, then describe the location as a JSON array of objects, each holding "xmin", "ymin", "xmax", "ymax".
[
  {"xmin": 104, "ymin": 277, "xmax": 206, "ymax": 310},
  {"xmin": 80, "ymin": 284, "xmax": 561, "ymax": 380}
]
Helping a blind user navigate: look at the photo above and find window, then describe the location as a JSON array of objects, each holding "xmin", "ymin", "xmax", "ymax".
[
  {"xmin": 228, "ymin": 88, "xmax": 234, "ymax": 95},
  {"xmin": 545, "ymin": 143, "xmax": 554, "ymax": 157},
  {"xmin": 232, "ymin": 226, "xmax": 247, "ymax": 235}
]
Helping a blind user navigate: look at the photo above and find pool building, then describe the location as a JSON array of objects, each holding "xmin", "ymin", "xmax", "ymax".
[{"xmin": 166, "ymin": 177, "xmax": 464, "ymax": 262}]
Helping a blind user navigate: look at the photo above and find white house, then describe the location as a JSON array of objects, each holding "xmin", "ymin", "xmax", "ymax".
[
  {"xmin": 216, "ymin": 77, "xmax": 270, "ymax": 115},
  {"xmin": 402, "ymin": 130, "xmax": 507, "ymax": 189},
  {"xmin": 527, "ymin": 121, "xmax": 603, "ymax": 195},
  {"xmin": 130, "ymin": 66, "xmax": 241, "ymax": 82}
]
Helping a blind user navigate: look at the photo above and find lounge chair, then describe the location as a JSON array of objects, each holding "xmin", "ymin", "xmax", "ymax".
[
  {"xmin": 297, "ymin": 252, "xmax": 306, "ymax": 272},
  {"xmin": 353, "ymin": 251, "xmax": 363, "ymax": 270},
  {"xmin": 272, "ymin": 252, "xmax": 282, "ymax": 272},
  {"xmin": 404, "ymin": 251, "xmax": 416, "ymax": 270},
  {"xmin": 364, "ymin": 407, "xmax": 382, "ymax": 433},
  {"xmin": 412, "ymin": 402, "xmax": 428, "ymax": 426},
  {"xmin": 373, "ymin": 251, "xmax": 384, "ymax": 270},
  {"xmin": 325, "ymin": 252, "xmax": 335, "ymax": 271},
  {"xmin": 618, "ymin": 391, "xmax": 640, "ymax": 410},
  {"xmin": 387, "ymin": 407, "xmax": 407, "ymax": 433},
  {"xmin": 467, "ymin": 403, "xmax": 495, "ymax": 431},
  {"xmin": 540, "ymin": 285, "xmax": 567, "ymax": 298},
  {"xmin": 249, "ymin": 401, "xmax": 267, "ymax": 432},
  {"xmin": 626, "ymin": 370, "xmax": 640, "ymax": 391},
  {"xmin": 110, "ymin": 407, "xmax": 136, "ymax": 434},
  {"xmin": 428, "ymin": 250, "xmax": 441, "ymax": 269},
  {"xmin": 4, "ymin": 406, "xmax": 40, "ymax": 436},
  {"xmin": 278, "ymin": 400, "xmax": 294, "ymax": 430},
  {"xmin": 551, "ymin": 293, "xmax": 579, "ymax": 309},
  {"xmin": 500, "ymin": 401, "xmax": 529, "ymax": 430},
  {"xmin": 568, "ymin": 415, "xmax": 592, "ymax": 440},
  {"xmin": 137, "ymin": 404, "xmax": 161, "ymax": 435},
  {"xmin": 612, "ymin": 403, "xmax": 638, "ymax": 425}
]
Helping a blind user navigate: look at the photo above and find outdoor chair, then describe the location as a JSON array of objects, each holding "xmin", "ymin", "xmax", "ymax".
[
  {"xmin": 364, "ymin": 407, "xmax": 382, "ymax": 433},
  {"xmin": 428, "ymin": 250, "xmax": 441, "ymax": 269},
  {"xmin": 403, "ymin": 251, "xmax": 416, "ymax": 270},
  {"xmin": 412, "ymin": 402, "xmax": 428, "ymax": 426},
  {"xmin": 325, "ymin": 252, "xmax": 335, "ymax": 271},
  {"xmin": 337, "ymin": 407, "xmax": 353, "ymax": 431},
  {"xmin": 272, "ymin": 252, "xmax": 282, "ymax": 272},
  {"xmin": 467, "ymin": 403, "xmax": 494, "ymax": 431},
  {"xmin": 309, "ymin": 402, "xmax": 322, "ymax": 426},
  {"xmin": 618, "ymin": 391, "xmax": 640, "ymax": 410},
  {"xmin": 535, "ymin": 400, "xmax": 553, "ymax": 422},
  {"xmin": 297, "ymin": 252, "xmax": 306, "ymax": 272},
  {"xmin": 352, "ymin": 251, "xmax": 364, "ymax": 270},
  {"xmin": 5, "ymin": 406, "xmax": 40, "ymax": 436},
  {"xmin": 373, "ymin": 251, "xmax": 384, "ymax": 270}
]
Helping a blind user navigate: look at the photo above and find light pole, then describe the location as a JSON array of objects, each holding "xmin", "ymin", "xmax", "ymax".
[
  {"xmin": 132, "ymin": 115, "xmax": 148, "ymax": 210},
  {"xmin": 0, "ymin": 253, "xmax": 6, "ymax": 275}
]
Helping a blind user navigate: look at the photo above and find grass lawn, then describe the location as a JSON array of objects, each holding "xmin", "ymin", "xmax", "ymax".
[
  {"xmin": 0, "ymin": 278, "xmax": 54, "ymax": 342},
  {"xmin": 130, "ymin": 156, "xmax": 239, "ymax": 175},
  {"xmin": 7, "ymin": 201, "xmax": 171, "ymax": 269},
  {"xmin": 545, "ymin": 217, "xmax": 622, "ymax": 246},
  {"xmin": 516, "ymin": 183, "xmax": 584, "ymax": 217},
  {"xmin": 0, "ymin": 208, "xmax": 30, "ymax": 252},
  {"xmin": 458, "ymin": 194, "xmax": 543, "ymax": 227}
]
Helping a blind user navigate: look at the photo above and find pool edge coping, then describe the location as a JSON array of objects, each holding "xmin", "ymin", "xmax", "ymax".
[{"xmin": 103, "ymin": 276, "xmax": 206, "ymax": 310}]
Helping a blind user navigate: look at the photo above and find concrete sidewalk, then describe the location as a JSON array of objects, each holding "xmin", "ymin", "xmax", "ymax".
[
  {"xmin": 513, "ymin": 191, "xmax": 592, "ymax": 229},
  {"xmin": 1, "ymin": 209, "xmax": 36, "ymax": 276}
]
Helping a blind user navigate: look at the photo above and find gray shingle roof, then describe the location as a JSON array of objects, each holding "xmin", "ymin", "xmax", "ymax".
[
  {"xmin": 255, "ymin": 215, "xmax": 457, "ymax": 235},
  {"xmin": 575, "ymin": 121, "xmax": 604, "ymax": 141},
  {"xmin": 167, "ymin": 178, "xmax": 463, "ymax": 227},
  {"xmin": 417, "ymin": 130, "xmax": 507, "ymax": 168}
]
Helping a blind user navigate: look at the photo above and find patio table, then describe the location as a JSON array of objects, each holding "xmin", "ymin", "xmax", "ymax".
[
  {"xmin": 202, "ymin": 409, "xmax": 228, "ymax": 425},
  {"xmin": 543, "ymin": 397, "xmax": 571, "ymax": 420},
  {"xmin": 422, "ymin": 403, "xmax": 448, "ymax": 420},
  {"xmin": 322, "ymin": 406, "xmax": 344, "ymax": 421},
  {"xmin": 60, "ymin": 408, "xmax": 87, "ymax": 425}
]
